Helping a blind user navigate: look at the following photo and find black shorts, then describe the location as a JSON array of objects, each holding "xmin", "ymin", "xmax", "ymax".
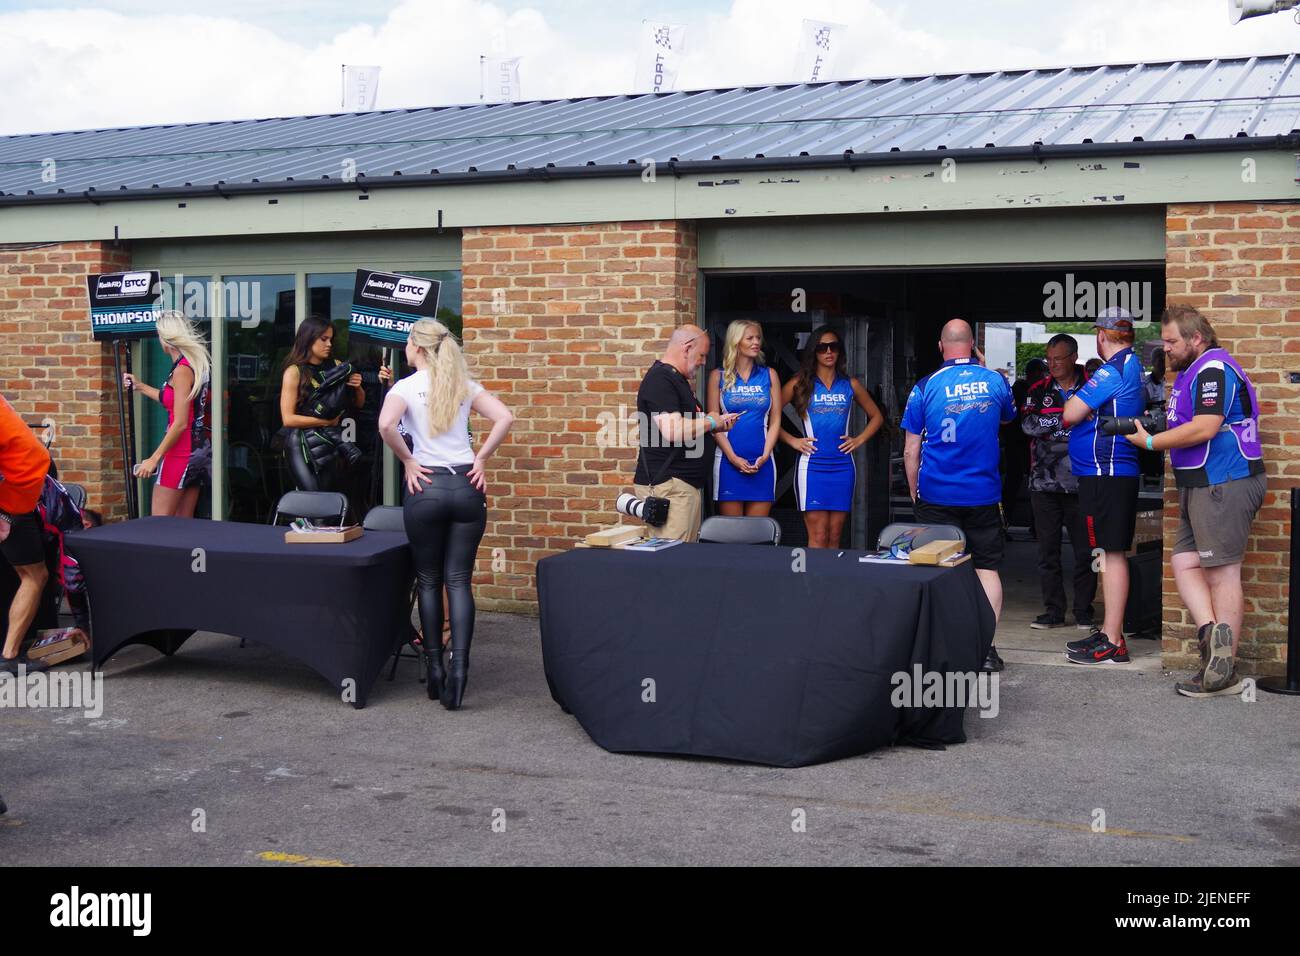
[
  {"xmin": 913, "ymin": 500, "xmax": 1004, "ymax": 570},
  {"xmin": 0, "ymin": 509, "xmax": 45, "ymax": 567},
  {"xmin": 1077, "ymin": 475, "xmax": 1139, "ymax": 553}
]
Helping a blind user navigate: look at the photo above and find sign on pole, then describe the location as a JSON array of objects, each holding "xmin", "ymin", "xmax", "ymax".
[
  {"xmin": 85, "ymin": 271, "xmax": 162, "ymax": 340},
  {"xmin": 349, "ymin": 269, "xmax": 442, "ymax": 347}
]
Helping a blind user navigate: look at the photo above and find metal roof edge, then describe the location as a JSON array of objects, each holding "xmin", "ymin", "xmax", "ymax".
[{"xmin": 2, "ymin": 133, "xmax": 1296, "ymax": 209}]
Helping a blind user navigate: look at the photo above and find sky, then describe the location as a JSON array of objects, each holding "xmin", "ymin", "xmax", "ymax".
[{"xmin": 0, "ymin": 0, "xmax": 1296, "ymax": 135}]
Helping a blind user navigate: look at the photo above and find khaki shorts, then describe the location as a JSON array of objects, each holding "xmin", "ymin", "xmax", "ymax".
[
  {"xmin": 1173, "ymin": 473, "xmax": 1266, "ymax": 568},
  {"xmin": 633, "ymin": 477, "xmax": 703, "ymax": 543}
]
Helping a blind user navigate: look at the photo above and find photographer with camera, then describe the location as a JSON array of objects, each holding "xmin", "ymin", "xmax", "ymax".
[
  {"xmin": 632, "ymin": 325, "xmax": 738, "ymax": 543},
  {"xmin": 1061, "ymin": 307, "xmax": 1145, "ymax": 665},
  {"xmin": 1120, "ymin": 306, "xmax": 1264, "ymax": 698}
]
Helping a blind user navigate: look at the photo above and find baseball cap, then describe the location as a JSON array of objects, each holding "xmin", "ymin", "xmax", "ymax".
[{"xmin": 1095, "ymin": 306, "xmax": 1135, "ymax": 331}]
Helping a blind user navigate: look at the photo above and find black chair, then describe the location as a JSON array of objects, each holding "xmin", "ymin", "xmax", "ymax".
[
  {"xmin": 876, "ymin": 523, "xmax": 968, "ymax": 553},
  {"xmin": 242, "ymin": 491, "xmax": 349, "ymax": 648},
  {"xmin": 61, "ymin": 482, "xmax": 87, "ymax": 512},
  {"xmin": 362, "ymin": 506, "xmax": 425, "ymax": 683},
  {"xmin": 698, "ymin": 515, "xmax": 782, "ymax": 546},
  {"xmin": 271, "ymin": 490, "xmax": 349, "ymax": 527}
]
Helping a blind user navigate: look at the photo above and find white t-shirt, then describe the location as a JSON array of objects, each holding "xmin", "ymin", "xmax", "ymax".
[{"xmin": 391, "ymin": 369, "xmax": 483, "ymax": 468}]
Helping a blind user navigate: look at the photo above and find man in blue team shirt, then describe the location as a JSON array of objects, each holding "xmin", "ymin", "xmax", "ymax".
[
  {"xmin": 903, "ymin": 319, "xmax": 1018, "ymax": 673},
  {"xmin": 1062, "ymin": 306, "xmax": 1146, "ymax": 665}
]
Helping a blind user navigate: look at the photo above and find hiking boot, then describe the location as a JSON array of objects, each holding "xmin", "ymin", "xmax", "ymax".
[
  {"xmin": 1177, "ymin": 667, "xmax": 1244, "ymax": 699},
  {"xmin": 1202, "ymin": 623, "xmax": 1235, "ymax": 693}
]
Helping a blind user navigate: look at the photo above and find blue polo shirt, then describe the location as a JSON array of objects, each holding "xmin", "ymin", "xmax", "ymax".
[
  {"xmin": 901, "ymin": 357, "xmax": 1017, "ymax": 507},
  {"xmin": 1068, "ymin": 347, "xmax": 1144, "ymax": 478}
]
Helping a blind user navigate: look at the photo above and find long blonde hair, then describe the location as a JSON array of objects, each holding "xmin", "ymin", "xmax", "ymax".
[
  {"xmin": 721, "ymin": 320, "xmax": 764, "ymax": 392},
  {"xmin": 409, "ymin": 318, "xmax": 470, "ymax": 435},
  {"xmin": 156, "ymin": 311, "xmax": 210, "ymax": 402}
]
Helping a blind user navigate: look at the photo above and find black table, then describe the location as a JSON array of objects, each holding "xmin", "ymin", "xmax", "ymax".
[
  {"xmin": 538, "ymin": 543, "xmax": 995, "ymax": 767},
  {"xmin": 65, "ymin": 517, "xmax": 412, "ymax": 708}
]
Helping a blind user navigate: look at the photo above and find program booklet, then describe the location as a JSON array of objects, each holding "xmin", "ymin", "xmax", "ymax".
[{"xmin": 622, "ymin": 537, "xmax": 684, "ymax": 553}]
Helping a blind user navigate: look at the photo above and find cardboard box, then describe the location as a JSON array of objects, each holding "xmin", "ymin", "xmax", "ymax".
[
  {"xmin": 585, "ymin": 525, "xmax": 644, "ymax": 548},
  {"xmin": 284, "ymin": 526, "xmax": 363, "ymax": 544},
  {"xmin": 28, "ymin": 628, "xmax": 89, "ymax": 666},
  {"xmin": 908, "ymin": 539, "xmax": 964, "ymax": 565}
]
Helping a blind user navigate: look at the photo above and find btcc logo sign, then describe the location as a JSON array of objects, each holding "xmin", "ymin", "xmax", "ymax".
[
  {"xmin": 363, "ymin": 272, "xmax": 432, "ymax": 305},
  {"xmin": 95, "ymin": 271, "xmax": 153, "ymax": 298}
]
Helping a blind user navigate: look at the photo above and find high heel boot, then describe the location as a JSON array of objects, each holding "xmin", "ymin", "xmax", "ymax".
[
  {"xmin": 424, "ymin": 643, "xmax": 445, "ymax": 702},
  {"xmin": 441, "ymin": 645, "xmax": 470, "ymax": 710}
]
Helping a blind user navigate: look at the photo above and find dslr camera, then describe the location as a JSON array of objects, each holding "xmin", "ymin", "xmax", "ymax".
[{"xmin": 616, "ymin": 492, "xmax": 670, "ymax": 528}]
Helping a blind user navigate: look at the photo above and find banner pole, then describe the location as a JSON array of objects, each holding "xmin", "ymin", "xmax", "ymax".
[
  {"xmin": 111, "ymin": 341, "xmax": 135, "ymax": 520},
  {"xmin": 370, "ymin": 346, "xmax": 395, "ymax": 508},
  {"xmin": 124, "ymin": 340, "xmax": 140, "ymax": 519}
]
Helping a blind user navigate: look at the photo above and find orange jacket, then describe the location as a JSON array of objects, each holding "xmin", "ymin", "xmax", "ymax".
[{"xmin": 0, "ymin": 395, "xmax": 51, "ymax": 516}]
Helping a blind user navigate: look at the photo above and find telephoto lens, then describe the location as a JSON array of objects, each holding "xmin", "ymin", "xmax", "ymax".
[
  {"xmin": 1099, "ymin": 416, "xmax": 1139, "ymax": 435},
  {"xmin": 1099, "ymin": 413, "xmax": 1167, "ymax": 436},
  {"xmin": 615, "ymin": 493, "xmax": 647, "ymax": 521}
]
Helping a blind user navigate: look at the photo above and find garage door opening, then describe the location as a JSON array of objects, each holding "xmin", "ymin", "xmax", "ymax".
[{"xmin": 703, "ymin": 264, "xmax": 1166, "ymax": 632}]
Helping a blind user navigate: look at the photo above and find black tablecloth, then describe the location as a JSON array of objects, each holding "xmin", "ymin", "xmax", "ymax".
[
  {"xmin": 538, "ymin": 544, "xmax": 995, "ymax": 767},
  {"xmin": 65, "ymin": 517, "xmax": 412, "ymax": 708}
]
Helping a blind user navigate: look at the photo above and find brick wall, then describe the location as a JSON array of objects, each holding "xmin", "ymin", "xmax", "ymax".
[
  {"xmin": 460, "ymin": 221, "xmax": 698, "ymax": 612},
  {"xmin": 1164, "ymin": 201, "xmax": 1300, "ymax": 676},
  {"xmin": 0, "ymin": 241, "xmax": 133, "ymax": 519}
]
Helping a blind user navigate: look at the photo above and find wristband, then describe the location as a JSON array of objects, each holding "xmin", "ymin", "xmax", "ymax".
[
  {"xmin": 1146, "ymin": 435, "xmax": 1154, "ymax": 451},
  {"xmin": 706, "ymin": 415, "xmax": 717, "ymax": 432}
]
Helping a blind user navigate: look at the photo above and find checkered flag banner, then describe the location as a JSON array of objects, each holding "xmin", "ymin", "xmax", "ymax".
[
  {"xmin": 634, "ymin": 20, "xmax": 686, "ymax": 94},
  {"xmin": 793, "ymin": 19, "xmax": 844, "ymax": 83}
]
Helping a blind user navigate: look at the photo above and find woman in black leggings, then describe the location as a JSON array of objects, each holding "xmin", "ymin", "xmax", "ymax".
[
  {"xmin": 379, "ymin": 319, "xmax": 513, "ymax": 709},
  {"xmin": 279, "ymin": 316, "xmax": 390, "ymax": 493}
]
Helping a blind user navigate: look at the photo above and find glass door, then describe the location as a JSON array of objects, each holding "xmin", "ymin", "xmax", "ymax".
[{"xmin": 221, "ymin": 275, "xmax": 296, "ymax": 522}]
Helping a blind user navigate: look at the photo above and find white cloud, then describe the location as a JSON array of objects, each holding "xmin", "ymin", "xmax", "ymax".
[{"xmin": 0, "ymin": 0, "xmax": 1293, "ymax": 135}]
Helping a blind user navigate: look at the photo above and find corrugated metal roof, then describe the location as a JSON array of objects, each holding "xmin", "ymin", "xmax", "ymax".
[{"xmin": 1, "ymin": 54, "xmax": 1297, "ymax": 203}]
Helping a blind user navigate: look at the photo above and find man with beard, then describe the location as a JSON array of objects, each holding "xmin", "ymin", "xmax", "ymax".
[{"xmin": 1124, "ymin": 306, "xmax": 1265, "ymax": 698}]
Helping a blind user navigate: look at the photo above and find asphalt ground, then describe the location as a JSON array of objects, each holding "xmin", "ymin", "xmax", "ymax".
[{"xmin": 3, "ymin": 603, "xmax": 1297, "ymax": 867}]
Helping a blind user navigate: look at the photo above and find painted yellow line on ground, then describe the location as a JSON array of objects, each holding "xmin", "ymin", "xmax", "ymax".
[{"xmin": 256, "ymin": 850, "xmax": 352, "ymax": 867}]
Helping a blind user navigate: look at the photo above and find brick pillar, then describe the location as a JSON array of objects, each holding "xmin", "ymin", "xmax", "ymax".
[
  {"xmin": 462, "ymin": 221, "xmax": 698, "ymax": 612},
  {"xmin": 0, "ymin": 240, "xmax": 133, "ymax": 519},
  {"xmin": 1164, "ymin": 202, "xmax": 1300, "ymax": 676}
]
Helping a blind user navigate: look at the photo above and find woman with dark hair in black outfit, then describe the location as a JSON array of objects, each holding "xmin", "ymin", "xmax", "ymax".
[
  {"xmin": 378, "ymin": 318, "xmax": 513, "ymax": 709},
  {"xmin": 278, "ymin": 315, "xmax": 389, "ymax": 493}
]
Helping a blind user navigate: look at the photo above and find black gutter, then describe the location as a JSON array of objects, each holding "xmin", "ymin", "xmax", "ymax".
[{"xmin": 1, "ymin": 133, "xmax": 1296, "ymax": 208}]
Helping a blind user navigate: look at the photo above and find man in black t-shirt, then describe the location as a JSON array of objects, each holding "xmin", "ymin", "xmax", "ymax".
[{"xmin": 633, "ymin": 325, "xmax": 737, "ymax": 542}]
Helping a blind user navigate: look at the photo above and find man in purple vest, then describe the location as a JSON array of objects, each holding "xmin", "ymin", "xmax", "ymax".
[{"xmin": 1125, "ymin": 306, "xmax": 1265, "ymax": 698}]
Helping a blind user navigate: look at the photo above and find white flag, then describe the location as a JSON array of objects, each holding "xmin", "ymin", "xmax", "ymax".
[
  {"xmin": 633, "ymin": 21, "xmax": 686, "ymax": 94},
  {"xmin": 342, "ymin": 65, "xmax": 381, "ymax": 111},
  {"xmin": 481, "ymin": 56, "xmax": 522, "ymax": 104},
  {"xmin": 793, "ymin": 19, "xmax": 843, "ymax": 83}
]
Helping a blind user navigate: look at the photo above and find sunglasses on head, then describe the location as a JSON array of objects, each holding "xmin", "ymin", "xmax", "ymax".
[{"xmin": 815, "ymin": 341, "xmax": 842, "ymax": 354}]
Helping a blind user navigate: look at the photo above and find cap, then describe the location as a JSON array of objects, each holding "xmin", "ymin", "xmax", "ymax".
[{"xmin": 1095, "ymin": 306, "xmax": 1135, "ymax": 331}]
